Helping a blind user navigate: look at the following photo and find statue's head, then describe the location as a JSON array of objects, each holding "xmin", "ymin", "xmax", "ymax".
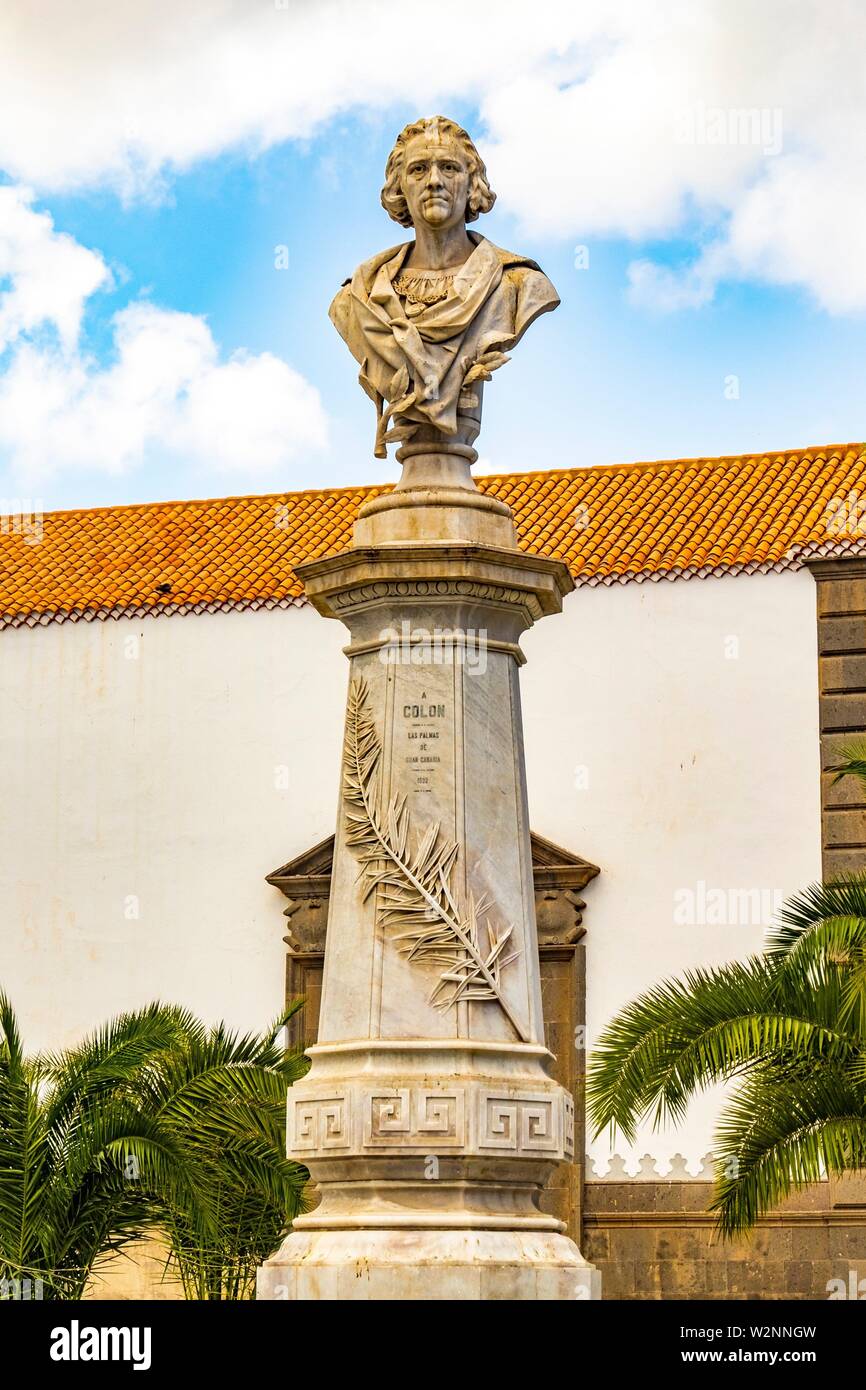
[{"xmin": 381, "ymin": 116, "xmax": 496, "ymax": 232}]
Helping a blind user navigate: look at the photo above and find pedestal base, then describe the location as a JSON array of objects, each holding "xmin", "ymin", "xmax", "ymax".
[{"xmin": 257, "ymin": 1228, "xmax": 600, "ymax": 1301}]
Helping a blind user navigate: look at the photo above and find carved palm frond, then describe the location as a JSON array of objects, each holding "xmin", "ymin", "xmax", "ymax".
[{"xmin": 342, "ymin": 677, "xmax": 526, "ymax": 1041}]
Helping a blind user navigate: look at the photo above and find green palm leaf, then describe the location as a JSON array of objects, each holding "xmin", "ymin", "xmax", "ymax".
[
  {"xmin": 0, "ymin": 993, "xmax": 307, "ymax": 1297},
  {"xmin": 711, "ymin": 1068, "xmax": 866, "ymax": 1235},
  {"xmin": 587, "ymin": 956, "xmax": 849, "ymax": 1143},
  {"xmin": 588, "ymin": 756, "xmax": 866, "ymax": 1238},
  {"xmin": 829, "ymin": 740, "xmax": 866, "ymax": 791}
]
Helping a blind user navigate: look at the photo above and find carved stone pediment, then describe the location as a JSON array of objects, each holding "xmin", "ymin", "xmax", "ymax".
[
  {"xmin": 529, "ymin": 831, "xmax": 600, "ymax": 945},
  {"xmin": 268, "ymin": 830, "xmax": 599, "ymax": 954},
  {"xmin": 266, "ymin": 837, "xmax": 335, "ymax": 954}
]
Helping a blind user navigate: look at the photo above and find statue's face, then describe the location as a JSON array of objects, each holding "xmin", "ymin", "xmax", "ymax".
[{"xmin": 400, "ymin": 133, "xmax": 470, "ymax": 232}]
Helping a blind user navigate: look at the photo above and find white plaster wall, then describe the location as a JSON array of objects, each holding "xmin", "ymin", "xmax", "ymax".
[
  {"xmin": 0, "ymin": 566, "xmax": 821, "ymax": 1168},
  {"xmin": 0, "ymin": 604, "xmax": 347, "ymax": 1051},
  {"xmin": 521, "ymin": 566, "xmax": 822, "ymax": 1172}
]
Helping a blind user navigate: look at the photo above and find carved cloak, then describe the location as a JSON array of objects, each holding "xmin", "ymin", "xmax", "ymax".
[{"xmin": 330, "ymin": 232, "xmax": 560, "ymax": 456}]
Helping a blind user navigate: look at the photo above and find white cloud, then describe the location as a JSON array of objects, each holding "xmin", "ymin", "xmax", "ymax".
[
  {"xmin": 1, "ymin": 1, "xmax": 865, "ymax": 311},
  {"xmin": 721, "ymin": 151, "xmax": 866, "ymax": 313},
  {"xmin": 175, "ymin": 341, "xmax": 327, "ymax": 476},
  {"xmin": 477, "ymin": 1, "xmax": 866, "ymax": 312},
  {"xmin": 0, "ymin": 0, "xmax": 588, "ymax": 196},
  {"xmin": 627, "ymin": 258, "xmax": 718, "ymax": 314},
  {"xmin": 0, "ymin": 186, "xmax": 110, "ymax": 351},
  {"xmin": 0, "ymin": 196, "xmax": 327, "ymax": 485}
]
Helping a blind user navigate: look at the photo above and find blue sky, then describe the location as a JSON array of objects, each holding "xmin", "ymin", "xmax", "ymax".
[{"xmin": 0, "ymin": 2, "xmax": 863, "ymax": 512}]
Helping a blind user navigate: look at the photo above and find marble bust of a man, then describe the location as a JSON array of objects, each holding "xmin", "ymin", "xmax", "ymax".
[{"xmin": 330, "ymin": 116, "xmax": 560, "ymax": 458}]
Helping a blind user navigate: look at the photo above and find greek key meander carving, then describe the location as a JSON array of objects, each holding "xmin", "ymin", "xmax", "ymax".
[
  {"xmin": 291, "ymin": 1086, "xmax": 574, "ymax": 1160},
  {"xmin": 293, "ymin": 1096, "xmax": 349, "ymax": 1152},
  {"xmin": 364, "ymin": 1089, "xmax": 465, "ymax": 1147}
]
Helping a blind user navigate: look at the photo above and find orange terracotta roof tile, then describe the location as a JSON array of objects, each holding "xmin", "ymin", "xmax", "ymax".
[{"xmin": 2, "ymin": 443, "xmax": 865, "ymax": 629}]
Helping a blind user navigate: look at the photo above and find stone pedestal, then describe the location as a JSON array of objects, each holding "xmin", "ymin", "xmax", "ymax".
[{"xmin": 258, "ymin": 442, "xmax": 600, "ymax": 1300}]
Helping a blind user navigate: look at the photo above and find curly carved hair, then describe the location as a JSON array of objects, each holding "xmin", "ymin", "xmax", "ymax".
[{"xmin": 380, "ymin": 116, "xmax": 496, "ymax": 228}]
